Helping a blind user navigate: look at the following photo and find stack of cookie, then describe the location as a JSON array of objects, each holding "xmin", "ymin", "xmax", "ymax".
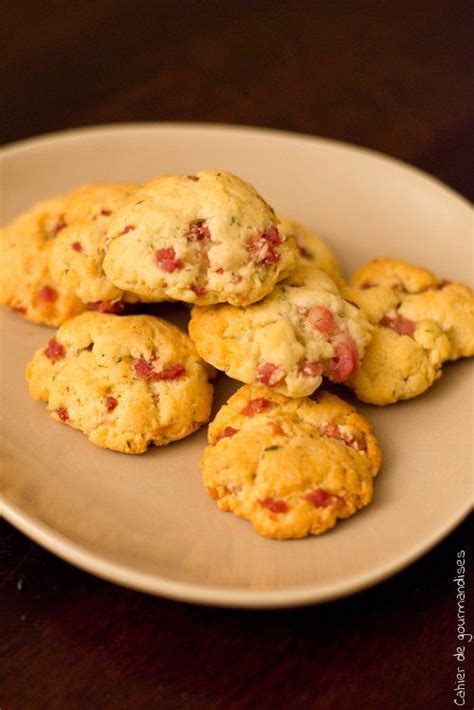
[{"xmin": 2, "ymin": 171, "xmax": 473, "ymax": 539}]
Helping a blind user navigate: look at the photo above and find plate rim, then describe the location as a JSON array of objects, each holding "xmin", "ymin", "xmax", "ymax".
[
  {"xmin": 3, "ymin": 499, "xmax": 471, "ymax": 608},
  {"xmin": 1, "ymin": 121, "xmax": 472, "ymax": 210},
  {"xmin": 1, "ymin": 122, "xmax": 472, "ymax": 608}
]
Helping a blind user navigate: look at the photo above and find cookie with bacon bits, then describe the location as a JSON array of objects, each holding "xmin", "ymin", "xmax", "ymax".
[
  {"xmin": 189, "ymin": 268, "xmax": 373, "ymax": 398},
  {"xmin": 0, "ymin": 197, "xmax": 87, "ymax": 326},
  {"xmin": 343, "ymin": 258, "xmax": 474, "ymax": 405},
  {"xmin": 26, "ymin": 312, "xmax": 214, "ymax": 453},
  {"xmin": 201, "ymin": 385, "xmax": 382, "ymax": 539},
  {"xmin": 49, "ymin": 183, "xmax": 141, "ymax": 308},
  {"xmin": 102, "ymin": 171, "xmax": 298, "ymax": 306},
  {"xmin": 278, "ymin": 215, "xmax": 344, "ymax": 288}
]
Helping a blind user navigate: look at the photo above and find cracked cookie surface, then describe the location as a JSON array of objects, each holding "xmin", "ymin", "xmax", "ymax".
[
  {"xmin": 102, "ymin": 171, "xmax": 298, "ymax": 306},
  {"xmin": 26, "ymin": 312, "xmax": 214, "ymax": 453},
  {"xmin": 201, "ymin": 384, "xmax": 382, "ymax": 539},
  {"xmin": 344, "ymin": 258, "xmax": 474, "ymax": 404},
  {"xmin": 190, "ymin": 268, "xmax": 373, "ymax": 398}
]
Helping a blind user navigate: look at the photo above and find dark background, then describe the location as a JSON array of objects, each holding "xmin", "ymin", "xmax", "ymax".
[{"xmin": 1, "ymin": 1, "xmax": 473, "ymax": 708}]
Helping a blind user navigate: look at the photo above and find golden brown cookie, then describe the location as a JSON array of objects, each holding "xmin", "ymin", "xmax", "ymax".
[
  {"xmin": 344, "ymin": 258, "xmax": 474, "ymax": 404},
  {"xmin": 49, "ymin": 183, "xmax": 140, "ymax": 307},
  {"xmin": 102, "ymin": 171, "xmax": 298, "ymax": 306},
  {"xmin": 190, "ymin": 269, "xmax": 373, "ymax": 398},
  {"xmin": 201, "ymin": 384, "xmax": 382, "ymax": 539},
  {"xmin": 0, "ymin": 197, "xmax": 87, "ymax": 326},
  {"xmin": 26, "ymin": 312, "xmax": 214, "ymax": 453},
  {"xmin": 278, "ymin": 215, "xmax": 344, "ymax": 288}
]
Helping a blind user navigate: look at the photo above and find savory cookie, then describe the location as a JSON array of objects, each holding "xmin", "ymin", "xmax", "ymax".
[
  {"xmin": 102, "ymin": 171, "xmax": 298, "ymax": 306},
  {"xmin": 201, "ymin": 384, "xmax": 382, "ymax": 539},
  {"xmin": 189, "ymin": 268, "xmax": 373, "ymax": 398},
  {"xmin": 0, "ymin": 197, "xmax": 87, "ymax": 326},
  {"xmin": 49, "ymin": 183, "xmax": 140, "ymax": 307},
  {"xmin": 278, "ymin": 215, "xmax": 344, "ymax": 288},
  {"xmin": 343, "ymin": 258, "xmax": 474, "ymax": 404},
  {"xmin": 26, "ymin": 312, "xmax": 214, "ymax": 453}
]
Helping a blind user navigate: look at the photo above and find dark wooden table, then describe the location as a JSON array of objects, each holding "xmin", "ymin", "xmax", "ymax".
[{"xmin": 1, "ymin": 2, "xmax": 473, "ymax": 708}]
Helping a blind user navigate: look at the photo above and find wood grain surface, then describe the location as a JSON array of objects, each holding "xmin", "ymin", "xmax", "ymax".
[{"xmin": 1, "ymin": 1, "xmax": 473, "ymax": 708}]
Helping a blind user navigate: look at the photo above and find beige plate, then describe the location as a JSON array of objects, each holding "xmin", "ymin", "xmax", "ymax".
[{"xmin": 1, "ymin": 124, "xmax": 472, "ymax": 608}]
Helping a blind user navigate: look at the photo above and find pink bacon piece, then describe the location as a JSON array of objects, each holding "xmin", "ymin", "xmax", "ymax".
[
  {"xmin": 215, "ymin": 426, "xmax": 239, "ymax": 442},
  {"xmin": 304, "ymin": 488, "xmax": 334, "ymax": 508},
  {"xmin": 105, "ymin": 396, "xmax": 118, "ymax": 412},
  {"xmin": 259, "ymin": 497, "xmax": 288, "ymax": 514},
  {"xmin": 379, "ymin": 314, "xmax": 416, "ymax": 337},
  {"xmin": 240, "ymin": 398, "xmax": 271, "ymax": 416},
  {"xmin": 44, "ymin": 337, "xmax": 65, "ymax": 362},
  {"xmin": 155, "ymin": 247, "xmax": 183, "ymax": 273},
  {"xmin": 308, "ymin": 305, "xmax": 336, "ymax": 334},
  {"xmin": 320, "ymin": 423, "xmax": 367, "ymax": 451},
  {"xmin": 256, "ymin": 363, "xmax": 284, "ymax": 386},
  {"xmin": 56, "ymin": 407, "xmax": 69, "ymax": 422},
  {"xmin": 326, "ymin": 333, "xmax": 359, "ymax": 383},
  {"xmin": 38, "ymin": 285, "xmax": 58, "ymax": 303},
  {"xmin": 133, "ymin": 357, "xmax": 185, "ymax": 382},
  {"xmin": 247, "ymin": 226, "xmax": 283, "ymax": 265}
]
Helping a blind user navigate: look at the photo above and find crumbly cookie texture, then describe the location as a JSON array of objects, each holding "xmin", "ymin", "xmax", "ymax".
[
  {"xmin": 26, "ymin": 312, "xmax": 214, "ymax": 454},
  {"xmin": 50, "ymin": 183, "xmax": 141, "ymax": 307},
  {"xmin": 344, "ymin": 258, "xmax": 474, "ymax": 405},
  {"xmin": 189, "ymin": 268, "xmax": 373, "ymax": 398},
  {"xmin": 201, "ymin": 385, "xmax": 382, "ymax": 539},
  {"xmin": 102, "ymin": 171, "xmax": 298, "ymax": 306},
  {"xmin": 0, "ymin": 198, "xmax": 87, "ymax": 326},
  {"xmin": 278, "ymin": 215, "xmax": 345, "ymax": 288}
]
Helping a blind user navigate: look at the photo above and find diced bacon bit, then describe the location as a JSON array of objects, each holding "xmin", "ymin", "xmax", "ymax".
[
  {"xmin": 12, "ymin": 305, "xmax": 26, "ymax": 314},
  {"xmin": 308, "ymin": 305, "xmax": 336, "ymax": 334},
  {"xmin": 157, "ymin": 363, "xmax": 186, "ymax": 381},
  {"xmin": 71, "ymin": 241, "xmax": 82, "ymax": 252},
  {"xmin": 214, "ymin": 267, "xmax": 224, "ymax": 274},
  {"xmin": 44, "ymin": 337, "xmax": 65, "ymax": 362},
  {"xmin": 215, "ymin": 426, "xmax": 239, "ymax": 442},
  {"xmin": 100, "ymin": 209, "xmax": 112, "ymax": 216},
  {"xmin": 120, "ymin": 225, "xmax": 135, "ymax": 235},
  {"xmin": 380, "ymin": 314, "xmax": 416, "ymax": 337},
  {"xmin": 298, "ymin": 359, "xmax": 323, "ymax": 377},
  {"xmin": 155, "ymin": 247, "xmax": 183, "ymax": 273},
  {"xmin": 247, "ymin": 226, "xmax": 283, "ymax": 265},
  {"xmin": 296, "ymin": 239, "xmax": 313, "ymax": 259},
  {"xmin": 133, "ymin": 357, "xmax": 185, "ymax": 382},
  {"xmin": 361, "ymin": 281, "xmax": 376, "ymax": 289},
  {"xmin": 134, "ymin": 356, "xmax": 156, "ymax": 380},
  {"xmin": 259, "ymin": 497, "xmax": 289, "ymax": 514},
  {"xmin": 51, "ymin": 216, "xmax": 67, "ymax": 237},
  {"xmin": 38, "ymin": 286, "xmax": 58, "ymax": 303},
  {"xmin": 240, "ymin": 398, "xmax": 271, "ymax": 416},
  {"xmin": 56, "ymin": 407, "xmax": 69, "ymax": 422},
  {"xmin": 256, "ymin": 363, "xmax": 284, "ymax": 386},
  {"xmin": 326, "ymin": 333, "xmax": 359, "ymax": 383},
  {"xmin": 90, "ymin": 300, "xmax": 125, "ymax": 315},
  {"xmin": 186, "ymin": 220, "xmax": 211, "ymax": 242},
  {"xmin": 187, "ymin": 175, "xmax": 199, "ymax": 181},
  {"xmin": 105, "ymin": 395, "xmax": 118, "ymax": 412},
  {"xmin": 320, "ymin": 423, "xmax": 367, "ymax": 451},
  {"xmin": 304, "ymin": 488, "xmax": 333, "ymax": 508},
  {"xmin": 191, "ymin": 283, "xmax": 207, "ymax": 297}
]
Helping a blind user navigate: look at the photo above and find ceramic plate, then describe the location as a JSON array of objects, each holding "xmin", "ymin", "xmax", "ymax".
[{"xmin": 1, "ymin": 124, "xmax": 472, "ymax": 608}]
